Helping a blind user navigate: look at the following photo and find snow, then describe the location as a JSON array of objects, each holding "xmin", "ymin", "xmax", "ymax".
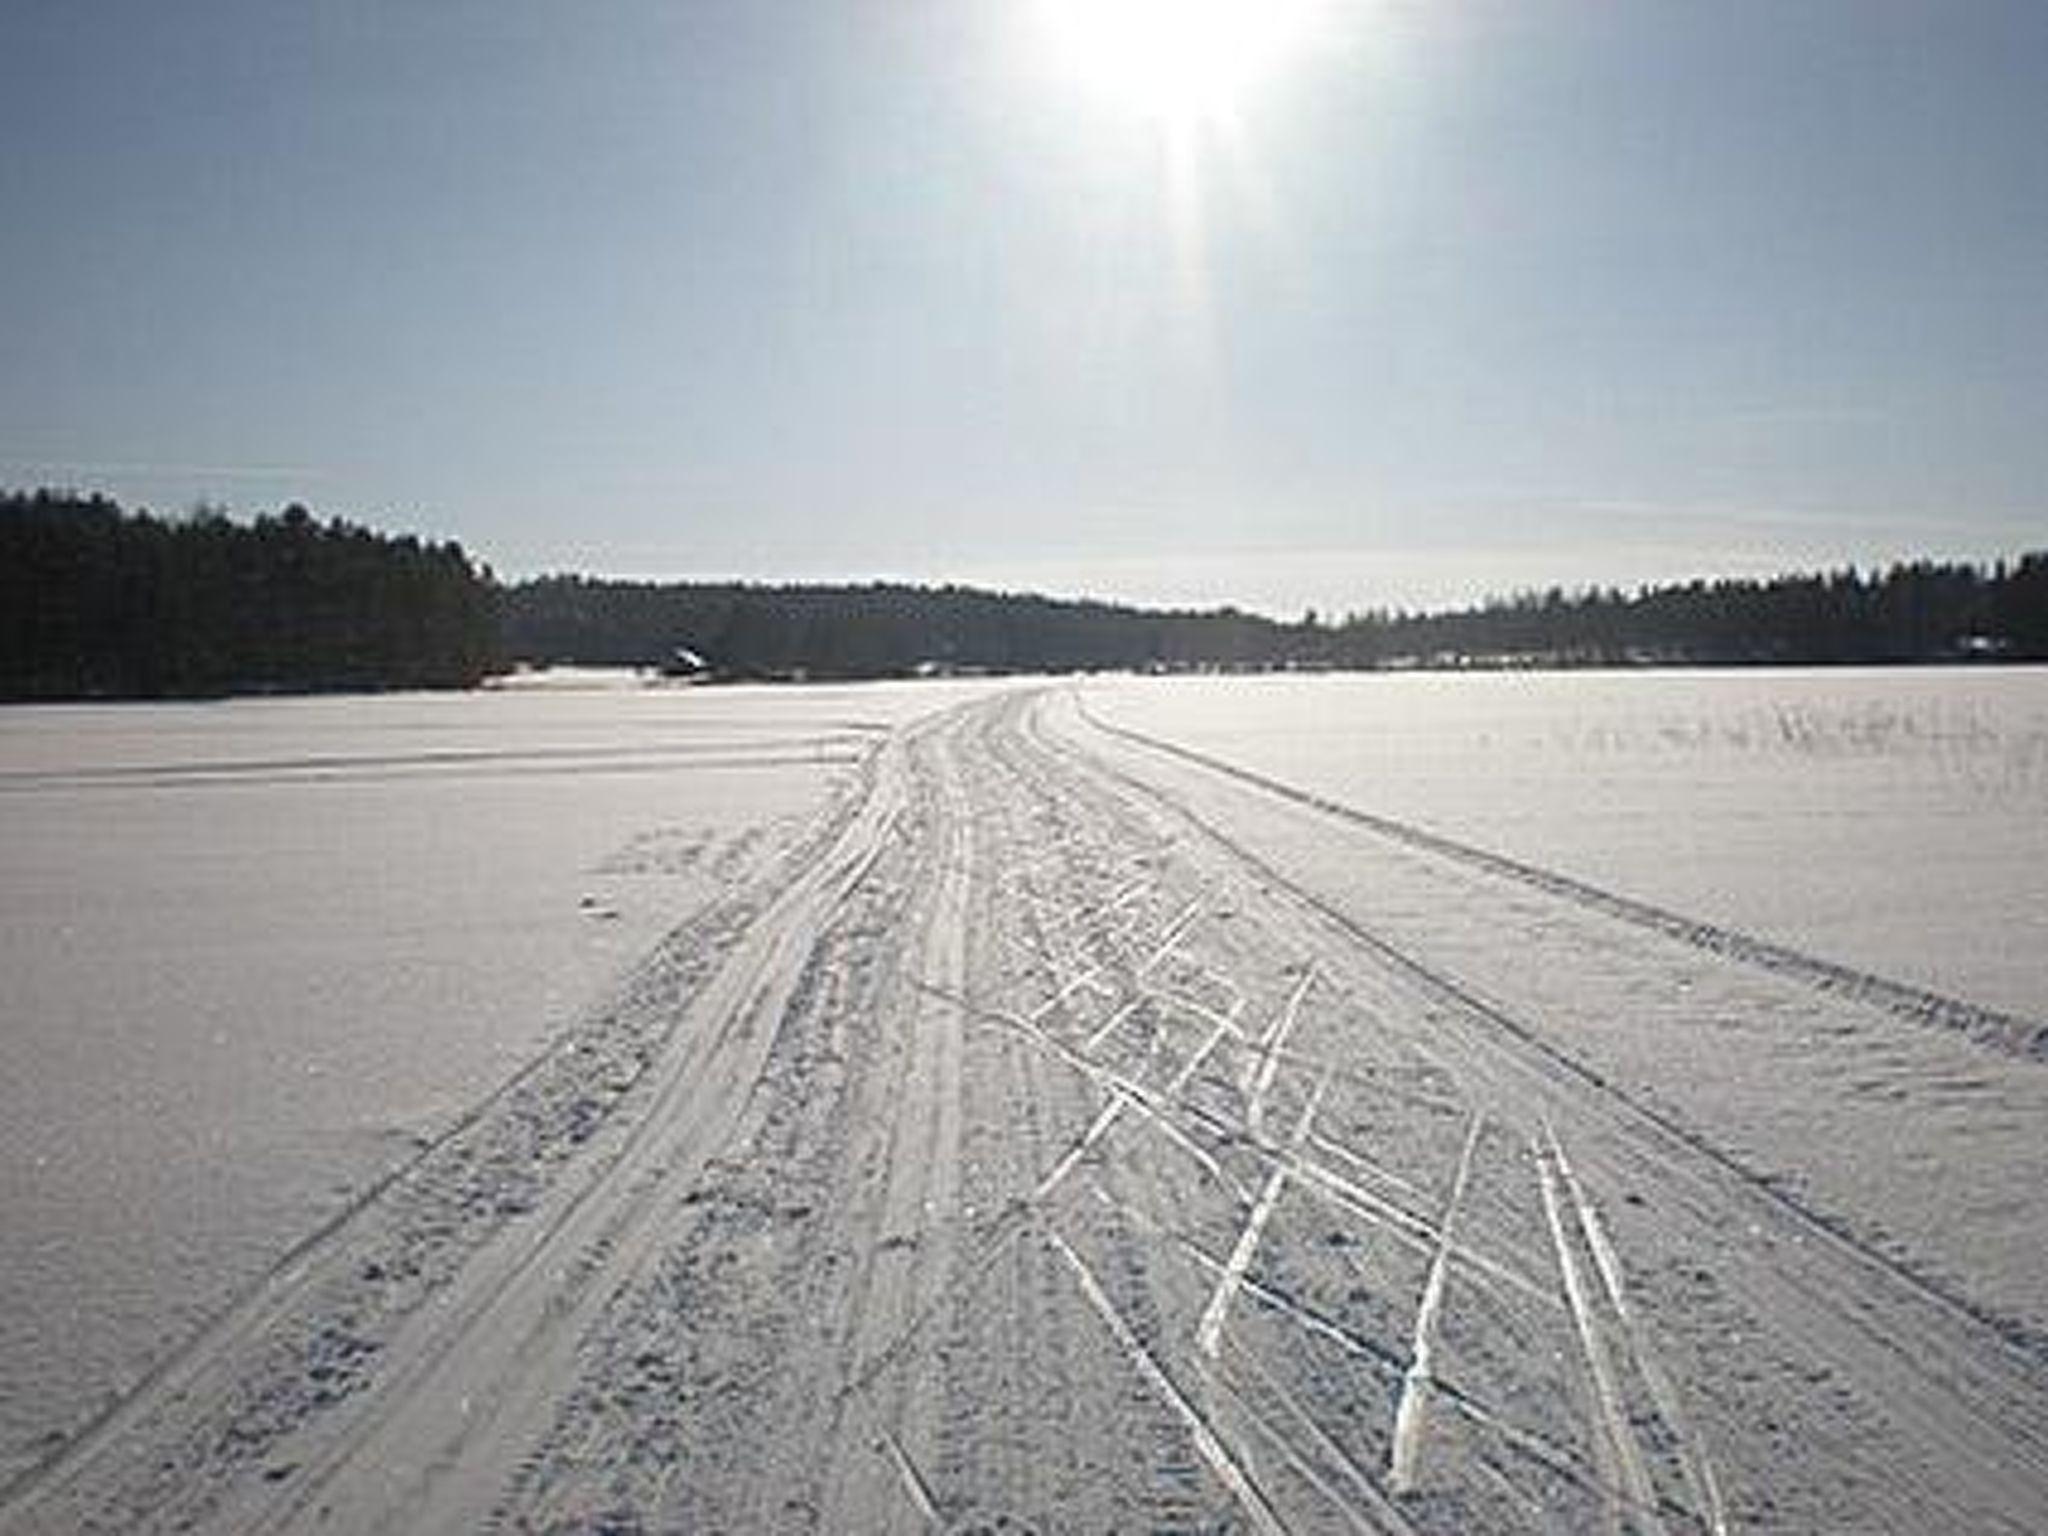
[
  {"xmin": 4, "ymin": 667, "xmax": 2044, "ymax": 1528},
  {"xmin": 1082, "ymin": 666, "xmax": 2048, "ymax": 1019},
  {"xmin": 0, "ymin": 673, "xmax": 997, "ymax": 1486}
]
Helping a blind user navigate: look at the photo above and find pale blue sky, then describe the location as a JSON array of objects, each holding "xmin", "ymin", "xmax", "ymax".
[{"xmin": 4, "ymin": 1, "xmax": 2044, "ymax": 613}]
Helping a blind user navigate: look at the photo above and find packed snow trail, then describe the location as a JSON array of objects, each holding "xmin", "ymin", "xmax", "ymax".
[{"xmin": 7, "ymin": 687, "xmax": 2047, "ymax": 1533}]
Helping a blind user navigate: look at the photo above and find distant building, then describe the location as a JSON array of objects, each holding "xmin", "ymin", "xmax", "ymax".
[{"xmin": 656, "ymin": 647, "xmax": 710, "ymax": 679}]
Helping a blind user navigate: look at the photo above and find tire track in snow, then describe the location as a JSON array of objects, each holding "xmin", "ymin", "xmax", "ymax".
[
  {"xmin": 811, "ymin": 709, "xmax": 979, "ymax": 1528},
  {"xmin": 1043, "ymin": 688, "xmax": 2048, "ymax": 1530},
  {"xmin": 0, "ymin": 722, "xmax": 912, "ymax": 1536},
  {"xmin": 24, "ymin": 683, "xmax": 2048, "ymax": 1533},
  {"xmin": 255, "ymin": 735, "xmax": 922, "ymax": 1534},
  {"xmin": 1046, "ymin": 1230, "xmax": 1288, "ymax": 1536},
  {"xmin": 1388, "ymin": 1110, "xmax": 1486, "ymax": 1496},
  {"xmin": 1535, "ymin": 1131, "xmax": 1668, "ymax": 1535},
  {"xmin": 1213, "ymin": 1329, "xmax": 1421, "ymax": 1536},
  {"xmin": 1196, "ymin": 1077, "xmax": 1327, "ymax": 1357},
  {"xmin": 1244, "ymin": 965, "xmax": 1316, "ymax": 1139},
  {"xmin": 1075, "ymin": 695, "xmax": 2048, "ymax": 1060},
  {"xmin": 1064, "ymin": 690, "xmax": 2048, "ymax": 1361},
  {"xmin": 1547, "ymin": 1125, "xmax": 1729, "ymax": 1536}
]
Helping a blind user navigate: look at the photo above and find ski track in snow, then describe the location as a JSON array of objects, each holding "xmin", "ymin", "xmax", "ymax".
[{"xmin": 6, "ymin": 685, "xmax": 2048, "ymax": 1533}]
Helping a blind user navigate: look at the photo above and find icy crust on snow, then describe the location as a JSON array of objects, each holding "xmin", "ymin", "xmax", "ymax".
[
  {"xmin": 1083, "ymin": 667, "xmax": 2048, "ymax": 1021},
  {"xmin": 0, "ymin": 676, "xmax": 1000, "ymax": 1488}
]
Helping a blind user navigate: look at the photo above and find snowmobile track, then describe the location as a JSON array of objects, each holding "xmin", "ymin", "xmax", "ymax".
[
  {"xmin": 8, "ymin": 685, "xmax": 2047, "ymax": 1534},
  {"xmin": 1075, "ymin": 695, "xmax": 2048, "ymax": 1060}
]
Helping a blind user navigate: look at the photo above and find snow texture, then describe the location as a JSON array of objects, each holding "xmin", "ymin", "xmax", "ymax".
[{"xmin": 2, "ymin": 672, "xmax": 2043, "ymax": 1532}]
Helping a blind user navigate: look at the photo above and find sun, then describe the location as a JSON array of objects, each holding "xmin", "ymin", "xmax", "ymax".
[{"xmin": 1039, "ymin": 0, "xmax": 1324, "ymax": 125}]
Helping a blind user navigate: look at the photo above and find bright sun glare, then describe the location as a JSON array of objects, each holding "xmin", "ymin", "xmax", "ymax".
[{"xmin": 1041, "ymin": 0, "xmax": 1323, "ymax": 124}]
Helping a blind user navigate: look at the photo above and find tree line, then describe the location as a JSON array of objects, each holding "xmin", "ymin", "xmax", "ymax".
[
  {"xmin": 503, "ymin": 575, "xmax": 1280, "ymax": 679},
  {"xmin": 1323, "ymin": 557, "xmax": 2048, "ymax": 669},
  {"xmin": 5, "ymin": 487, "xmax": 2043, "ymax": 700},
  {"xmin": 506, "ymin": 557, "xmax": 2048, "ymax": 677},
  {"xmin": 1, "ymin": 490, "xmax": 500, "ymax": 699}
]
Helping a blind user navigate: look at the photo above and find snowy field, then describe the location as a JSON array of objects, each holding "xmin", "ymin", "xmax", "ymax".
[
  {"xmin": 3, "ymin": 669, "xmax": 2045, "ymax": 1532},
  {"xmin": 0, "ymin": 672, "xmax": 998, "ymax": 1488},
  {"xmin": 1085, "ymin": 667, "xmax": 2048, "ymax": 1020}
]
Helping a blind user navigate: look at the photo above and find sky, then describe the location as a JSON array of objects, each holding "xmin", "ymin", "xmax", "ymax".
[{"xmin": 3, "ymin": 0, "xmax": 2044, "ymax": 616}]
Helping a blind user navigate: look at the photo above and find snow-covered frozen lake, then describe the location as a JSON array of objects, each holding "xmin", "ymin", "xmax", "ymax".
[
  {"xmin": 1084, "ymin": 666, "xmax": 2048, "ymax": 1020},
  {"xmin": 3, "ymin": 667, "xmax": 2045, "ymax": 1529},
  {"xmin": 0, "ymin": 672, "xmax": 1000, "ymax": 1484},
  {"xmin": 3, "ymin": 665, "xmax": 2044, "ymax": 1503}
]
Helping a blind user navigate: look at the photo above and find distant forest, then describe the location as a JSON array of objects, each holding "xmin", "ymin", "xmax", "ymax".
[
  {"xmin": 1329, "ymin": 557, "xmax": 2048, "ymax": 670},
  {"xmin": 508, "ymin": 557, "xmax": 2048, "ymax": 677},
  {"xmin": 505, "ymin": 576, "xmax": 1280, "ymax": 678},
  {"xmin": 1, "ymin": 491, "xmax": 500, "ymax": 699},
  {"xmin": 4, "ymin": 488, "xmax": 2044, "ymax": 700}
]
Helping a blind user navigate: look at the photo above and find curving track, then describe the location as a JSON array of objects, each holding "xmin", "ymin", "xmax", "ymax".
[{"xmin": 7, "ymin": 686, "xmax": 2046, "ymax": 1533}]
